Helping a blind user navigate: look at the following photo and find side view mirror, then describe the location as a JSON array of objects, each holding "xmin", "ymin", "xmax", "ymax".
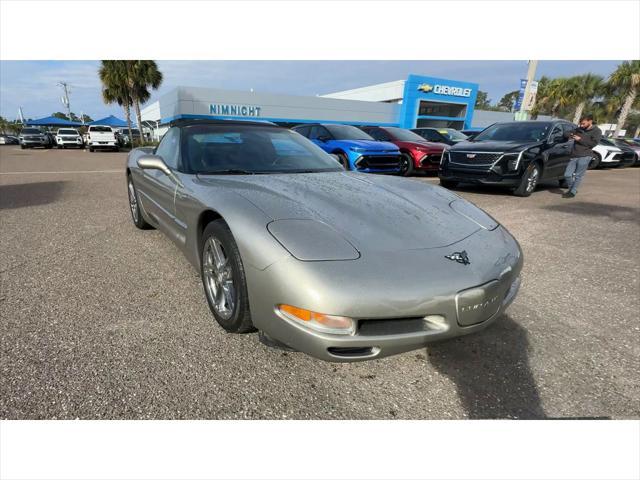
[{"xmin": 137, "ymin": 154, "xmax": 171, "ymax": 176}]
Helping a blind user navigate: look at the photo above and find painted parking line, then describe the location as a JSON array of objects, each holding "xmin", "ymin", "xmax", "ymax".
[{"xmin": 0, "ymin": 170, "xmax": 122, "ymax": 175}]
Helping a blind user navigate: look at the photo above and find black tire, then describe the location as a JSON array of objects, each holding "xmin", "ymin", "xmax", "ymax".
[
  {"xmin": 513, "ymin": 162, "xmax": 541, "ymax": 197},
  {"xmin": 127, "ymin": 175, "xmax": 153, "ymax": 230},
  {"xmin": 439, "ymin": 178, "xmax": 458, "ymax": 189},
  {"xmin": 399, "ymin": 153, "xmax": 415, "ymax": 176},
  {"xmin": 589, "ymin": 153, "xmax": 601, "ymax": 169},
  {"xmin": 201, "ymin": 220, "xmax": 254, "ymax": 333},
  {"xmin": 113, "ymin": 146, "xmax": 119, "ymax": 152},
  {"xmin": 20, "ymin": 145, "xmax": 25, "ymax": 150},
  {"xmin": 336, "ymin": 152, "xmax": 350, "ymax": 171},
  {"xmin": 559, "ymin": 177, "xmax": 569, "ymax": 188},
  {"xmin": 89, "ymin": 147, "xmax": 94, "ymax": 152}
]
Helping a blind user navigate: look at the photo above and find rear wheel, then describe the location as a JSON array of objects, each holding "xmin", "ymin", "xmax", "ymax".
[
  {"xmin": 89, "ymin": 147, "xmax": 94, "ymax": 152},
  {"xmin": 399, "ymin": 153, "xmax": 415, "ymax": 176},
  {"xmin": 201, "ymin": 220, "xmax": 254, "ymax": 333},
  {"xmin": 514, "ymin": 162, "xmax": 540, "ymax": 197},
  {"xmin": 589, "ymin": 153, "xmax": 601, "ymax": 169}
]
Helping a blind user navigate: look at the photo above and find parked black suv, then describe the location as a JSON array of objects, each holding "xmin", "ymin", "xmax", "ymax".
[{"xmin": 439, "ymin": 120, "xmax": 576, "ymax": 197}]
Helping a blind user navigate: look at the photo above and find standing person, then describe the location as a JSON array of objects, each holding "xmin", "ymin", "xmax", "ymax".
[{"xmin": 562, "ymin": 114, "xmax": 602, "ymax": 198}]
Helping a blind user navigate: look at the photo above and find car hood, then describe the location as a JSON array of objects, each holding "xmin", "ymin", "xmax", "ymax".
[
  {"xmin": 196, "ymin": 172, "xmax": 487, "ymax": 253},
  {"xmin": 394, "ymin": 140, "xmax": 445, "ymax": 151},
  {"xmin": 337, "ymin": 139, "xmax": 399, "ymax": 152},
  {"xmin": 451, "ymin": 139, "xmax": 541, "ymax": 153}
]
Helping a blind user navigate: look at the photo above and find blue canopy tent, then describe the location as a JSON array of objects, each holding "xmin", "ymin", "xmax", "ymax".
[
  {"xmin": 89, "ymin": 115, "xmax": 129, "ymax": 128},
  {"xmin": 26, "ymin": 116, "xmax": 83, "ymax": 127}
]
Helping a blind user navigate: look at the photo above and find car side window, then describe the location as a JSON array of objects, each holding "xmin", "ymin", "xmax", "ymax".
[
  {"xmin": 369, "ymin": 128, "xmax": 391, "ymax": 141},
  {"xmin": 562, "ymin": 123, "xmax": 575, "ymax": 137},
  {"xmin": 309, "ymin": 125, "xmax": 331, "ymax": 141},
  {"xmin": 549, "ymin": 124, "xmax": 564, "ymax": 143},
  {"xmin": 294, "ymin": 125, "xmax": 311, "ymax": 138},
  {"xmin": 421, "ymin": 130, "xmax": 440, "ymax": 142},
  {"xmin": 155, "ymin": 127, "xmax": 180, "ymax": 170}
]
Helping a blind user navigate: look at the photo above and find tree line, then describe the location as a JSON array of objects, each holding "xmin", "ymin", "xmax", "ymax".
[{"xmin": 475, "ymin": 60, "xmax": 640, "ymax": 137}]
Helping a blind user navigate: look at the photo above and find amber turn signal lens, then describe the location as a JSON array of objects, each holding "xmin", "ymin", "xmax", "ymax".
[{"xmin": 278, "ymin": 304, "xmax": 355, "ymax": 335}]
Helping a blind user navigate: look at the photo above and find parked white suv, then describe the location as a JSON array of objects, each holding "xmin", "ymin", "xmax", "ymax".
[
  {"xmin": 86, "ymin": 125, "xmax": 118, "ymax": 152},
  {"xmin": 55, "ymin": 128, "xmax": 83, "ymax": 149}
]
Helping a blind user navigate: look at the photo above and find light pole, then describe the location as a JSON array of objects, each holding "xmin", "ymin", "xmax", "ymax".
[{"xmin": 58, "ymin": 82, "xmax": 72, "ymax": 121}]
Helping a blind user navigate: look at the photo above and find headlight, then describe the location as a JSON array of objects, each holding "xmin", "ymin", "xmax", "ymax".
[
  {"xmin": 503, "ymin": 152, "xmax": 523, "ymax": 171},
  {"xmin": 278, "ymin": 304, "xmax": 355, "ymax": 335}
]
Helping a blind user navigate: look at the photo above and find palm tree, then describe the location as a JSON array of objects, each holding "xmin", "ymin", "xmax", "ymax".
[
  {"xmin": 99, "ymin": 60, "xmax": 134, "ymax": 145},
  {"xmin": 608, "ymin": 60, "xmax": 640, "ymax": 137},
  {"xmin": 545, "ymin": 78, "xmax": 573, "ymax": 117},
  {"xmin": 568, "ymin": 74, "xmax": 604, "ymax": 124},
  {"xmin": 531, "ymin": 77, "xmax": 572, "ymax": 118},
  {"xmin": 127, "ymin": 61, "xmax": 163, "ymax": 146}
]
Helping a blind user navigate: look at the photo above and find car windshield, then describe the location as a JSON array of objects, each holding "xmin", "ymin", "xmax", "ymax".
[
  {"xmin": 438, "ymin": 128, "xmax": 468, "ymax": 141},
  {"xmin": 472, "ymin": 122, "xmax": 552, "ymax": 142},
  {"xmin": 600, "ymin": 138, "xmax": 615, "ymax": 146},
  {"xmin": 90, "ymin": 126, "xmax": 112, "ymax": 132},
  {"xmin": 183, "ymin": 125, "xmax": 344, "ymax": 174},
  {"xmin": 384, "ymin": 127, "xmax": 428, "ymax": 142},
  {"xmin": 324, "ymin": 124, "xmax": 374, "ymax": 141},
  {"xmin": 21, "ymin": 128, "xmax": 41, "ymax": 134},
  {"xmin": 58, "ymin": 129, "xmax": 77, "ymax": 135}
]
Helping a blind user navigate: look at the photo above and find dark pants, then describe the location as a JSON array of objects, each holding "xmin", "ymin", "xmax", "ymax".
[{"xmin": 564, "ymin": 156, "xmax": 591, "ymax": 195}]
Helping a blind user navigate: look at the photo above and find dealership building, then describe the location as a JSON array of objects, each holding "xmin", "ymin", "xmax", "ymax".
[{"xmin": 141, "ymin": 74, "xmax": 480, "ymax": 138}]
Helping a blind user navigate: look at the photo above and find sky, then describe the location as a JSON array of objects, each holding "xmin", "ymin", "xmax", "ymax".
[{"xmin": 0, "ymin": 60, "xmax": 625, "ymax": 121}]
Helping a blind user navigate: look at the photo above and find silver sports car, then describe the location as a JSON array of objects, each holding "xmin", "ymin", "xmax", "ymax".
[{"xmin": 126, "ymin": 119, "xmax": 523, "ymax": 362}]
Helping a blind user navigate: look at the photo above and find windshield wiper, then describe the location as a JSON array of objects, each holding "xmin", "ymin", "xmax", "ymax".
[{"xmin": 198, "ymin": 169, "xmax": 256, "ymax": 175}]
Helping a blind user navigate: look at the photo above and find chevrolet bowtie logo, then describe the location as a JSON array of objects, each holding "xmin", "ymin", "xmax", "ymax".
[
  {"xmin": 417, "ymin": 83, "xmax": 434, "ymax": 93},
  {"xmin": 445, "ymin": 250, "xmax": 470, "ymax": 265}
]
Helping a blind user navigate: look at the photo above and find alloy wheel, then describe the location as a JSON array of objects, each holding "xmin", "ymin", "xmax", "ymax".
[
  {"xmin": 203, "ymin": 237, "xmax": 235, "ymax": 320},
  {"xmin": 128, "ymin": 180, "xmax": 139, "ymax": 222},
  {"xmin": 526, "ymin": 167, "xmax": 539, "ymax": 193}
]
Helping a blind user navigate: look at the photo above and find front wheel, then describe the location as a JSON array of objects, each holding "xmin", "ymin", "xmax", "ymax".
[
  {"xmin": 513, "ymin": 163, "xmax": 540, "ymax": 197},
  {"xmin": 201, "ymin": 220, "xmax": 254, "ymax": 333},
  {"xmin": 336, "ymin": 152, "xmax": 350, "ymax": 171},
  {"xmin": 589, "ymin": 153, "xmax": 601, "ymax": 169},
  {"xmin": 399, "ymin": 153, "xmax": 415, "ymax": 176},
  {"xmin": 127, "ymin": 176, "xmax": 152, "ymax": 230}
]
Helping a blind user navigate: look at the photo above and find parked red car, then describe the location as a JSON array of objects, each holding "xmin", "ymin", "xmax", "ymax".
[{"xmin": 360, "ymin": 126, "xmax": 446, "ymax": 176}]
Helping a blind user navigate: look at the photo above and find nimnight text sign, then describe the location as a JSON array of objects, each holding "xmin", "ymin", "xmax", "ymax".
[{"xmin": 210, "ymin": 104, "xmax": 262, "ymax": 117}]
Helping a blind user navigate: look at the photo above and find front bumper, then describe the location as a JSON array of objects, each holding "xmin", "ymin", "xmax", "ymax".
[
  {"xmin": 351, "ymin": 152, "xmax": 401, "ymax": 173},
  {"xmin": 21, "ymin": 139, "xmax": 49, "ymax": 147},
  {"xmin": 58, "ymin": 140, "xmax": 83, "ymax": 147},
  {"xmin": 246, "ymin": 226, "xmax": 523, "ymax": 362}
]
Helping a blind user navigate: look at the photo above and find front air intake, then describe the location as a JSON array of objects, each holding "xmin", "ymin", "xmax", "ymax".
[{"xmin": 327, "ymin": 347, "xmax": 376, "ymax": 358}]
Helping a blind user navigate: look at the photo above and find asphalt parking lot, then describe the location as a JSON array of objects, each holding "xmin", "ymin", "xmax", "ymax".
[{"xmin": 1, "ymin": 146, "xmax": 638, "ymax": 420}]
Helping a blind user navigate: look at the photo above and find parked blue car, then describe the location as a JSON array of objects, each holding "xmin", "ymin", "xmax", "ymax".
[{"xmin": 291, "ymin": 123, "xmax": 401, "ymax": 173}]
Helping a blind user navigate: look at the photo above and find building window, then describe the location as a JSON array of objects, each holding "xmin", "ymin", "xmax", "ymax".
[{"xmin": 418, "ymin": 101, "xmax": 467, "ymax": 118}]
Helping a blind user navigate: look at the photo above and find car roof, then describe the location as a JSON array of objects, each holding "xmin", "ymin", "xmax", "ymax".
[{"xmin": 171, "ymin": 118, "xmax": 279, "ymax": 128}]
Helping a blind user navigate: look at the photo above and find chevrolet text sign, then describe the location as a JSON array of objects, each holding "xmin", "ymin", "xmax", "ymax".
[
  {"xmin": 418, "ymin": 83, "xmax": 472, "ymax": 98},
  {"xmin": 210, "ymin": 104, "xmax": 262, "ymax": 117}
]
